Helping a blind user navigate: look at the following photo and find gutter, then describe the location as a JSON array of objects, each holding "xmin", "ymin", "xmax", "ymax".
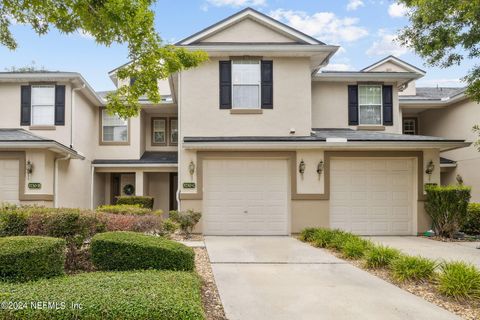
[
  {"xmin": 400, "ymin": 92, "xmax": 467, "ymax": 107},
  {"xmin": 182, "ymin": 141, "xmax": 471, "ymax": 152},
  {"xmin": 92, "ymin": 163, "xmax": 178, "ymax": 168},
  {"xmin": 0, "ymin": 141, "xmax": 85, "ymax": 159}
]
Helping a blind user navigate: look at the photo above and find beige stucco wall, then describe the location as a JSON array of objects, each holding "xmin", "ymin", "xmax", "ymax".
[
  {"xmin": 367, "ymin": 61, "xmax": 417, "ymax": 96},
  {"xmin": 180, "ymin": 57, "xmax": 312, "ymax": 137},
  {"xmin": 296, "ymin": 150, "xmax": 324, "ymax": 194},
  {"xmin": 418, "ymin": 99, "xmax": 480, "ymax": 201},
  {"xmin": 201, "ymin": 18, "xmax": 297, "ymax": 43},
  {"xmin": 147, "ymin": 172, "xmax": 170, "ymax": 214},
  {"xmin": 311, "ymin": 82, "xmax": 403, "ymax": 133}
]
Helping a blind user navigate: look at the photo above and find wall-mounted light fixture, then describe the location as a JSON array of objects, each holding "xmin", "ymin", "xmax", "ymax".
[
  {"xmin": 316, "ymin": 160, "xmax": 324, "ymax": 177},
  {"xmin": 425, "ymin": 160, "xmax": 435, "ymax": 181},
  {"xmin": 188, "ymin": 161, "xmax": 196, "ymax": 178},
  {"xmin": 26, "ymin": 160, "xmax": 33, "ymax": 179},
  {"xmin": 299, "ymin": 159, "xmax": 306, "ymax": 177}
]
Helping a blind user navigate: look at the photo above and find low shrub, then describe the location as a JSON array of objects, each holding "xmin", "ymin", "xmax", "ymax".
[
  {"xmin": 327, "ymin": 230, "xmax": 358, "ymax": 251},
  {"xmin": 438, "ymin": 261, "xmax": 480, "ymax": 301},
  {"xmin": 390, "ymin": 255, "xmax": 437, "ymax": 282},
  {"xmin": 424, "ymin": 185, "xmax": 471, "ymax": 238},
  {"xmin": 310, "ymin": 229, "xmax": 336, "ymax": 248},
  {"xmin": 162, "ymin": 218, "xmax": 179, "ymax": 235},
  {"xmin": 0, "ymin": 209, "xmax": 28, "ymax": 236},
  {"xmin": 96, "ymin": 204, "xmax": 160, "ymax": 216},
  {"xmin": 91, "ymin": 231, "xmax": 195, "ymax": 271},
  {"xmin": 299, "ymin": 227, "xmax": 318, "ymax": 242},
  {"xmin": 169, "ymin": 209, "xmax": 202, "ymax": 238},
  {"xmin": 364, "ymin": 245, "xmax": 401, "ymax": 269},
  {"xmin": 462, "ymin": 203, "xmax": 480, "ymax": 235},
  {"xmin": 0, "ymin": 236, "xmax": 66, "ymax": 281},
  {"xmin": 116, "ymin": 196, "xmax": 154, "ymax": 209},
  {"xmin": 101, "ymin": 213, "xmax": 163, "ymax": 234},
  {"xmin": 0, "ymin": 270, "xmax": 205, "ymax": 320},
  {"xmin": 341, "ymin": 237, "xmax": 373, "ymax": 260}
]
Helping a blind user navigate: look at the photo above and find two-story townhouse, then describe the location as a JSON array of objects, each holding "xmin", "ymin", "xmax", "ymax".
[
  {"xmin": 0, "ymin": 8, "xmax": 470, "ymax": 236},
  {"xmin": 174, "ymin": 8, "xmax": 468, "ymax": 236}
]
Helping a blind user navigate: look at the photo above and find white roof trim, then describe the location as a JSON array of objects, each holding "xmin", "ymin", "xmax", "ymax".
[
  {"xmin": 314, "ymin": 72, "xmax": 422, "ymax": 82},
  {"xmin": 182, "ymin": 141, "xmax": 470, "ymax": 152},
  {"xmin": 0, "ymin": 141, "xmax": 85, "ymax": 159},
  {"xmin": 177, "ymin": 8, "xmax": 322, "ymax": 46},
  {"xmin": 399, "ymin": 91, "xmax": 467, "ymax": 107},
  {"xmin": 362, "ymin": 56, "xmax": 426, "ymax": 75},
  {"xmin": 92, "ymin": 163, "xmax": 178, "ymax": 168}
]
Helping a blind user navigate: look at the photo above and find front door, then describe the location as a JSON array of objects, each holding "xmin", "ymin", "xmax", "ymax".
[{"xmin": 111, "ymin": 173, "xmax": 121, "ymax": 204}]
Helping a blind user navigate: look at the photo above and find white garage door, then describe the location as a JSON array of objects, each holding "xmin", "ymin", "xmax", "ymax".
[
  {"xmin": 203, "ymin": 159, "xmax": 289, "ymax": 235},
  {"xmin": 0, "ymin": 160, "xmax": 20, "ymax": 204},
  {"xmin": 330, "ymin": 158, "xmax": 414, "ymax": 235}
]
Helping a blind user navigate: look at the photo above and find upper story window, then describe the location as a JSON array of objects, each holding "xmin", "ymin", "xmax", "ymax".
[
  {"xmin": 358, "ymin": 85, "xmax": 382, "ymax": 125},
  {"xmin": 31, "ymin": 85, "xmax": 55, "ymax": 126},
  {"xmin": 232, "ymin": 60, "xmax": 261, "ymax": 109},
  {"xmin": 169, "ymin": 118, "xmax": 178, "ymax": 145},
  {"xmin": 403, "ymin": 118, "xmax": 417, "ymax": 135},
  {"xmin": 152, "ymin": 117, "xmax": 167, "ymax": 145},
  {"xmin": 101, "ymin": 109, "xmax": 128, "ymax": 144}
]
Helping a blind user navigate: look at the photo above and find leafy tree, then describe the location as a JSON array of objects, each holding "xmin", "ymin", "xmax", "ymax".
[
  {"xmin": 0, "ymin": 0, "xmax": 208, "ymax": 117},
  {"xmin": 397, "ymin": 0, "xmax": 480, "ymax": 102}
]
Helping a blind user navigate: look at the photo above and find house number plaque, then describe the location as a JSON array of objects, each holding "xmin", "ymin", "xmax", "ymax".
[
  {"xmin": 183, "ymin": 182, "xmax": 196, "ymax": 189},
  {"xmin": 28, "ymin": 182, "xmax": 42, "ymax": 189}
]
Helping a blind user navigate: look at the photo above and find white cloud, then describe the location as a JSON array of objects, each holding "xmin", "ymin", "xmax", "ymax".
[
  {"xmin": 321, "ymin": 63, "xmax": 353, "ymax": 71},
  {"xmin": 388, "ymin": 2, "xmax": 408, "ymax": 18},
  {"xmin": 206, "ymin": 0, "xmax": 266, "ymax": 7},
  {"xmin": 366, "ymin": 30, "xmax": 409, "ymax": 56},
  {"xmin": 269, "ymin": 9, "xmax": 368, "ymax": 44},
  {"xmin": 416, "ymin": 78, "xmax": 464, "ymax": 87},
  {"xmin": 347, "ymin": 0, "xmax": 364, "ymax": 11}
]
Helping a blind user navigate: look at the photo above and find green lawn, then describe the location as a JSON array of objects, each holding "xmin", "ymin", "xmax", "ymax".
[{"xmin": 0, "ymin": 270, "xmax": 205, "ymax": 320}]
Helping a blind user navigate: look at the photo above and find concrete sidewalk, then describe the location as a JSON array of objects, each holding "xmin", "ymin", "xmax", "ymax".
[
  {"xmin": 205, "ymin": 236, "xmax": 459, "ymax": 320},
  {"xmin": 365, "ymin": 236, "xmax": 480, "ymax": 268}
]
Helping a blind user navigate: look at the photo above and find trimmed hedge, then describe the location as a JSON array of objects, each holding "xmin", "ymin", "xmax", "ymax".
[
  {"xmin": 424, "ymin": 185, "xmax": 471, "ymax": 238},
  {"xmin": 96, "ymin": 204, "xmax": 157, "ymax": 215},
  {"xmin": 116, "ymin": 196, "xmax": 154, "ymax": 209},
  {"xmin": 0, "ymin": 270, "xmax": 205, "ymax": 320},
  {"xmin": 0, "ymin": 209, "xmax": 28, "ymax": 236},
  {"xmin": 0, "ymin": 236, "xmax": 66, "ymax": 281},
  {"xmin": 91, "ymin": 231, "xmax": 194, "ymax": 271},
  {"xmin": 462, "ymin": 203, "xmax": 480, "ymax": 235}
]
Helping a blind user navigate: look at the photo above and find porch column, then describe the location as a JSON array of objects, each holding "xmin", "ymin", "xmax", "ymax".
[{"xmin": 135, "ymin": 171, "xmax": 144, "ymax": 196}]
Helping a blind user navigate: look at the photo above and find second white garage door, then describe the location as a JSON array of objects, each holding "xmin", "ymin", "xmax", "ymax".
[
  {"xmin": 330, "ymin": 158, "xmax": 415, "ymax": 235},
  {"xmin": 203, "ymin": 159, "xmax": 289, "ymax": 235}
]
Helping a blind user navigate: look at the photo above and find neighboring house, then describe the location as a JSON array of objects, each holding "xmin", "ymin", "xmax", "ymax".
[{"xmin": 0, "ymin": 8, "xmax": 471, "ymax": 236}]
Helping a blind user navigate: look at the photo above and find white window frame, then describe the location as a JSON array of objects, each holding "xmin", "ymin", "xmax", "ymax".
[
  {"xmin": 31, "ymin": 85, "xmax": 55, "ymax": 126},
  {"xmin": 151, "ymin": 117, "xmax": 167, "ymax": 146},
  {"xmin": 358, "ymin": 84, "xmax": 383, "ymax": 126},
  {"xmin": 101, "ymin": 109, "xmax": 129, "ymax": 144},
  {"xmin": 403, "ymin": 118, "xmax": 417, "ymax": 135},
  {"xmin": 231, "ymin": 59, "xmax": 261, "ymax": 109}
]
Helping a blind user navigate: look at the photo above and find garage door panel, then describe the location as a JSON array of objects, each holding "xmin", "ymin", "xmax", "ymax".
[
  {"xmin": 330, "ymin": 158, "xmax": 414, "ymax": 236},
  {"xmin": 203, "ymin": 159, "xmax": 289, "ymax": 235},
  {"xmin": 0, "ymin": 160, "xmax": 20, "ymax": 205}
]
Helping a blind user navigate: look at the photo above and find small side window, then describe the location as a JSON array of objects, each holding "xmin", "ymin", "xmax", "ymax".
[
  {"xmin": 403, "ymin": 118, "xmax": 417, "ymax": 135},
  {"xmin": 169, "ymin": 118, "xmax": 178, "ymax": 145},
  {"xmin": 152, "ymin": 117, "xmax": 167, "ymax": 146}
]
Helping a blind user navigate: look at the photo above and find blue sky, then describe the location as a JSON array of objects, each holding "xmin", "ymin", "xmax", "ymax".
[{"xmin": 0, "ymin": 0, "xmax": 473, "ymax": 91}]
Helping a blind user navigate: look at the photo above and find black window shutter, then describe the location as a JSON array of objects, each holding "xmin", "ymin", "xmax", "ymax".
[
  {"xmin": 382, "ymin": 85, "xmax": 393, "ymax": 126},
  {"xmin": 219, "ymin": 61, "xmax": 232, "ymax": 109},
  {"xmin": 261, "ymin": 60, "xmax": 273, "ymax": 109},
  {"xmin": 348, "ymin": 85, "xmax": 359, "ymax": 125},
  {"xmin": 20, "ymin": 85, "xmax": 31, "ymax": 126},
  {"xmin": 55, "ymin": 85, "xmax": 66, "ymax": 126}
]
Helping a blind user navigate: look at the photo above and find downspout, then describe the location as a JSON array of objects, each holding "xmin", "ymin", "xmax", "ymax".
[
  {"xmin": 176, "ymin": 72, "xmax": 182, "ymax": 211},
  {"xmin": 71, "ymin": 84, "xmax": 85, "ymax": 149},
  {"xmin": 53, "ymin": 154, "xmax": 71, "ymax": 208}
]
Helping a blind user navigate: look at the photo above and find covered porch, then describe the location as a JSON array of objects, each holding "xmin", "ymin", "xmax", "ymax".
[{"xmin": 91, "ymin": 152, "xmax": 178, "ymax": 214}]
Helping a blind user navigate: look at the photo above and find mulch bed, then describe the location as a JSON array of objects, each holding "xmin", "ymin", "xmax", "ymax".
[
  {"xmin": 194, "ymin": 247, "xmax": 227, "ymax": 320},
  {"xmin": 328, "ymin": 250, "xmax": 480, "ymax": 320}
]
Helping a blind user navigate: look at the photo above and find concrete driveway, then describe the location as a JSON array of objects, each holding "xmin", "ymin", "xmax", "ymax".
[
  {"xmin": 205, "ymin": 236, "xmax": 458, "ymax": 320},
  {"xmin": 365, "ymin": 236, "xmax": 480, "ymax": 268}
]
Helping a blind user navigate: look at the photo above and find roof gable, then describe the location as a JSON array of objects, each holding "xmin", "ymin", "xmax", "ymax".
[
  {"xmin": 361, "ymin": 56, "xmax": 426, "ymax": 75},
  {"xmin": 176, "ymin": 8, "xmax": 323, "ymax": 46}
]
